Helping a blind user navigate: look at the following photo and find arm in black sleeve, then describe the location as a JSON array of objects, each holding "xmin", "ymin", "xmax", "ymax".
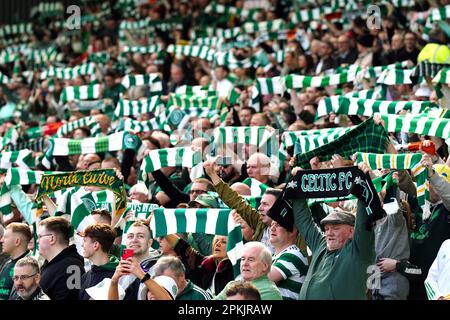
[
  {"xmin": 396, "ymin": 259, "xmax": 422, "ymax": 280},
  {"xmin": 121, "ymin": 149, "xmax": 135, "ymax": 183},
  {"xmin": 152, "ymin": 169, "xmax": 190, "ymax": 205},
  {"xmin": 54, "ymin": 156, "xmax": 75, "ymax": 171}
]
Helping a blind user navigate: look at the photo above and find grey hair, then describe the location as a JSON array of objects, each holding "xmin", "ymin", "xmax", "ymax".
[
  {"xmin": 153, "ymin": 256, "xmax": 186, "ymax": 278},
  {"xmin": 15, "ymin": 256, "xmax": 40, "ymax": 274},
  {"xmin": 243, "ymin": 241, "xmax": 272, "ymax": 272}
]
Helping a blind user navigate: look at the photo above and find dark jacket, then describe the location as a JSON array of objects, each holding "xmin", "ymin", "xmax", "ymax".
[
  {"xmin": 40, "ymin": 245, "xmax": 85, "ymax": 300},
  {"xmin": 79, "ymin": 255, "xmax": 119, "ymax": 300},
  {"xmin": 174, "ymin": 238, "xmax": 234, "ymax": 296}
]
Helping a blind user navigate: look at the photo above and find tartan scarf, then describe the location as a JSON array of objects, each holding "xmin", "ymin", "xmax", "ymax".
[
  {"xmin": 295, "ymin": 117, "xmax": 389, "ymax": 169},
  {"xmin": 287, "ymin": 127, "xmax": 355, "ymax": 154},
  {"xmin": 150, "ymin": 208, "xmax": 243, "ymax": 277},
  {"xmin": 355, "ymin": 152, "xmax": 429, "ymax": 213}
]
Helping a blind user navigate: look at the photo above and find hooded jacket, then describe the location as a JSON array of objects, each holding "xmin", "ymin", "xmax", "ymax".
[
  {"xmin": 79, "ymin": 255, "xmax": 119, "ymax": 300},
  {"xmin": 40, "ymin": 245, "xmax": 85, "ymax": 300}
]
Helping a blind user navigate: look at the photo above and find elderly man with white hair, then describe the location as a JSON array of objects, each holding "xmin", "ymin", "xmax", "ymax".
[
  {"xmin": 246, "ymin": 153, "xmax": 274, "ymax": 186},
  {"xmin": 129, "ymin": 183, "xmax": 151, "ymax": 203},
  {"xmin": 214, "ymin": 242, "xmax": 282, "ymax": 300}
]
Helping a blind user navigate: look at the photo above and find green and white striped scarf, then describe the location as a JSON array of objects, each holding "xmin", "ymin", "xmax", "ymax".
[
  {"xmin": 344, "ymin": 86, "xmax": 387, "ymax": 100},
  {"xmin": 432, "ymin": 67, "xmax": 450, "ymax": 84},
  {"xmin": 120, "ymin": 74, "xmax": 162, "ymax": 96},
  {"xmin": 55, "ymin": 187, "xmax": 98, "ymax": 232},
  {"xmin": 282, "ymin": 127, "xmax": 356, "ymax": 148},
  {"xmin": 40, "ymin": 62, "xmax": 97, "ymax": 80},
  {"xmin": 355, "ymin": 152, "xmax": 428, "ymax": 212},
  {"xmin": 122, "ymin": 117, "xmax": 166, "ymax": 133},
  {"xmin": 193, "ymin": 37, "xmax": 223, "ymax": 48},
  {"xmin": 0, "ymin": 72, "xmax": 11, "ymax": 84},
  {"xmin": 139, "ymin": 147, "xmax": 203, "ymax": 182},
  {"xmin": 60, "ymin": 84, "xmax": 101, "ymax": 104},
  {"xmin": 214, "ymin": 51, "xmax": 256, "ymax": 69},
  {"xmin": 121, "ymin": 45, "xmax": 162, "ymax": 55},
  {"xmin": 0, "ymin": 168, "xmax": 57, "ymax": 222},
  {"xmin": 55, "ymin": 116, "xmax": 97, "ymax": 137},
  {"xmin": 0, "ymin": 127, "xmax": 19, "ymax": 151},
  {"xmin": 361, "ymin": 61, "xmax": 410, "ymax": 79},
  {"xmin": 27, "ymin": 47, "xmax": 63, "ymax": 66},
  {"xmin": 198, "ymin": 27, "xmax": 241, "ymax": 40},
  {"xmin": 166, "ymin": 44, "xmax": 216, "ymax": 62},
  {"xmin": 89, "ymin": 52, "xmax": 110, "ymax": 64},
  {"xmin": 204, "ymin": 3, "xmax": 260, "ymax": 21},
  {"xmin": 379, "ymin": 114, "xmax": 450, "ymax": 140},
  {"xmin": 0, "ymin": 23, "xmax": 33, "ymax": 37},
  {"xmin": 167, "ymin": 93, "xmax": 221, "ymax": 110},
  {"xmin": 292, "ymin": 6, "xmax": 334, "ymax": 23},
  {"xmin": 285, "ymin": 65, "xmax": 360, "ymax": 89},
  {"xmin": 150, "ymin": 208, "xmax": 243, "ymax": 276},
  {"xmin": 0, "ymin": 51, "xmax": 18, "ymax": 64},
  {"xmin": 175, "ymin": 85, "xmax": 217, "ymax": 97},
  {"xmin": 213, "ymin": 126, "xmax": 276, "ymax": 149},
  {"xmin": 242, "ymin": 178, "xmax": 269, "ymax": 197},
  {"xmin": 317, "ymin": 96, "xmax": 438, "ymax": 118},
  {"xmin": 114, "ymin": 96, "xmax": 163, "ymax": 118},
  {"xmin": 43, "ymin": 131, "xmax": 141, "ymax": 168},
  {"xmin": 9, "ymin": 137, "xmax": 48, "ymax": 153},
  {"xmin": 254, "ymin": 76, "xmax": 285, "ymax": 95},
  {"xmin": 0, "ymin": 149, "xmax": 35, "ymax": 169},
  {"xmin": 242, "ymin": 19, "xmax": 286, "ymax": 34},
  {"xmin": 376, "ymin": 68, "xmax": 413, "ymax": 85}
]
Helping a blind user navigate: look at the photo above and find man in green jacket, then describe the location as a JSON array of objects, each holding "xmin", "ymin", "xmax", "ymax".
[{"xmin": 291, "ymin": 163, "xmax": 375, "ymax": 300}]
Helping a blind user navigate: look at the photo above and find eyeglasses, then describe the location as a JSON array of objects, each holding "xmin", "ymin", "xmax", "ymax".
[
  {"xmin": 13, "ymin": 274, "xmax": 37, "ymax": 282},
  {"xmin": 37, "ymin": 234, "xmax": 53, "ymax": 240},
  {"xmin": 189, "ymin": 189, "xmax": 207, "ymax": 195}
]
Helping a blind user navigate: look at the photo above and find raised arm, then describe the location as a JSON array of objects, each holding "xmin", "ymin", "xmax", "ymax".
[{"xmin": 204, "ymin": 160, "xmax": 261, "ymax": 231}]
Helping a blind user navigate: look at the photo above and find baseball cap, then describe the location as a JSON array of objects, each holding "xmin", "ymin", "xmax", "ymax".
[{"xmin": 188, "ymin": 194, "xmax": 219, "ymax": 208}]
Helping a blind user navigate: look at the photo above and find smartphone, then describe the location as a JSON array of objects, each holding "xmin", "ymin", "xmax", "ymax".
[{"xmin": 121, "ymin": 248, "xmax": 134, "ymax": 261}]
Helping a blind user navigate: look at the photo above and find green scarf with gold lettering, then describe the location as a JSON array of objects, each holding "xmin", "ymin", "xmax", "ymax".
[{"xmin": 36, "ymin": 169, "xmax": 127, "ymax": 224}]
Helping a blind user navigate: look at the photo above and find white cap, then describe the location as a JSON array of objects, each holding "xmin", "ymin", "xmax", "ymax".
[
  {"xmin": 85, "ymin": 278, "xmax": 125, "ymax": 300},
  {"xmin": 138, "ymin": 275, "xmax": 178, "ymax": 300},
  {"xmin": 415, "ymin": 85, "xmax": 432, "ymax": 97}
]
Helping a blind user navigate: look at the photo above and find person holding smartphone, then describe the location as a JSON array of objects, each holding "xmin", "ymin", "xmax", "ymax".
[{"xmin": 108, "ymin": 219, "xmax": 161, "ymax": 300}]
